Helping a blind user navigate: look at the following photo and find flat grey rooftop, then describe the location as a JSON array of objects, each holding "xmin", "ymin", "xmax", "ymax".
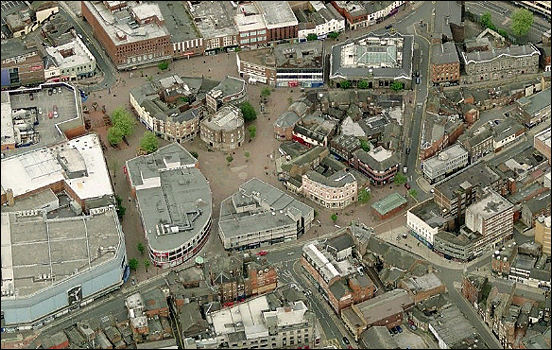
[
  {"xmin": 410, "ymin": 200, "xmax": 447, "ymax": 229},
  {"xmin": 256, "ymin": 1, "xmax": 298, "ymax": 29},
  {"xmin": 434, "ymin": 163, "xmax": 500, "ymax": 199},
  {"xmin": 155, "ymin": 1, "xmax": 200, "ymax": 42},
  {"xmin": 239, "ymin": 40, "xmax": 323, "ymax": 69},
  {"xmin": 2, "ymin": 83, "xmax": 83, "ymax": 156},
  {"xmin": 431, "ymin": 42, "xmax": 460, "ymax": 65},
  {"xmin": 1, "ymin": 208, "xmax": 123, "ymax": 298},
  {"xmin": 186, "ymin": 1, "xmax": 237, "ymax": 39},
  {"xmin": 126, "ymin": 143, "xmax": 212, "ymax": 252}
]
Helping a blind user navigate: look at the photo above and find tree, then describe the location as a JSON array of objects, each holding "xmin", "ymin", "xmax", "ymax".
[
  {"xmin": 107, "ymin": 126, "xmax": 123, "ymax": 146},
  {"xmin": 140, "ymin": 131, "xmax": 159, "ymax": 154},
  {"xmin": 358, "ymin": 188, "xmax": 371, "ymax": 204},
  {"xmin": 408, "ymin": 189, "xmax": 418, "ymax": 199},
  {"xmin": 111, "ymin": 107, "xmax": 135, "ymax": 137},
  {"xmin": 240, "ymin": 101, "xmax": 257, "ymax": 122},
  {"xmin": 179, "ymin": 96, "xmax": 189, "ymax": 104},
  {"xmin": 331, "ymin": 213, "xmax": 338, "ymax": 223},
  {"xmin": 357, "ymin": 80, "xmax": 369, "ymax": 89},
  {"xmin": 115, "ymin": 195, "xmax": 126, "ymax": 219},
  {"xmin": 480, "ymin": 12, "xmax": 493, "ymax": 29},
  {"xmin": 340, "ymin": 80, "xmax": 352, "ymax": 89},
  {"xmin": 359, "ymin": 139, "xmax": 370, "ymax": 152},
  {"xmin": 129, "ymin": 258, "xmax": 139, "ymax": 271},
  {"xmin": 248, "ymin": 125, "xmax": 256, "ymax": 139},
  {"xmin": 394, "ymin": 173, "xmax": 407, "ymax": 185},
  {"xmin": 288, "ymin": 97, "xmax": 293, "ymax": 105},
  {"xmin": 261, "ymin": 87, "xmax": 271, "ymax": 97},
  {"xmin": 158, "ymin": 61, "xmax": 169, "ymax": 70},
  {"xmin": 511, "ymin": 9, "xmax": 533, "ymax": 37},
  {"xmin": 190, "ymin": 151, "xmax": 199, "ymax": 159},
  {"xmin": 144, "ymin": 259, "xmax": 150, "ymax": 273},
  {"xmin": 498, "ymin": 29, "xmax": 509, "ymax": 38},
  {"xmin": 306, "ymin": 33, "xmax": 318, "ymax": 41},
  {"xmin": 226, "ymin": 155, "xmax": 234, "ymax": 164},
  {"xmin": 390, "ymin": 81, "xmax": 403, "ymax": 91},
  {"xmin": 328, "ymin": 31, "xmax": 340, "ymax": 39},
  {"xmin": 244, "ymin": 151, "xmax": 250, "ymax": 161},
  {"xmin": 137, "ymin": 242, "xmax": 145, "ymax": 256}
]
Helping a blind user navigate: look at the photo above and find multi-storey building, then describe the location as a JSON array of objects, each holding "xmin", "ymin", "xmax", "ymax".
[
  {"xmin": 329, "ymin": 32, "xmax": 414, "ymax": 89},
  {"xmin": 184, "ymin": 1, "xmax": 238, "ymax": 54},
  {"xmin": 430, "ymin": 42, "xmax": 460, "ymax": 84},
  {"xmin": 465, "ymin": 191, "xmax": 514, "ymax": 255},
  {"xmin": 205, "ymin": 76, "xmax": 247, "ymax": 112},
  {"xmin": 433, "ymin": 163, "xmax": 501, "ymax": 223},
  {"xmin": 295, "ymin": 1, "xmax": 345, "ymax": 40},
  {"xmin": 420, "ymin": 114, "xmax": 465, "ymax": 160},
  {"xmin": 200, "ymin": 105, "xmax": 245, "ymax": 151},
  {"xmin": 534, "ymin": 128, "xmax": 551, "ymax": 165},
  {"xmin": 301, "ymin": 169, "xmax": 358, "ymax": 209},
  {"xmin": 81, "ymin": 1, "xmax": 172, "ymax": 70},
  {"xmin": 330, "ymin": 134, "xmax": 361, "ymax": 162},
  {"xmin": 237, "ymin": 40, "xmax": 324, "ymax": 88},
  {"xmin": 125, "ymin": 143, "xmax": 212, "ymax": 268},
  {"xmin": 234, "ymin": 2, "xmax": 268, "ymax": 50},
  {"xmin": 458, "ymin": 126, "xmax": 493, "ymax": 162},
  {"xmin": 331, "ymin": 1, "xmax": 405, "ymax": 29},
  {"xmin": 184, "ymin": 291, "xmax": 316, "ymax": 349},
  {"xmin": 461, "ymin": 44, "xmax": 540, "ymax": 84},
  {"xmin": 301, "ymin": 235, "xmax": 375, "ymax": 314},
  {"xmin": 1, "ymin": 38, "xmax": 44, "ymax": 88},
  {"xmin": 218, "ymin": 178, "xmax": 314, "ymax": 250},
  {"xmin": 407, "ymin": 200, "xmax": 447, "ymax": 249},
  {"xmin": 534, "ymin": 215, "xmax": 551, "ymax": 255},
  {"xmin": 274, "ymin": 111, "xmax": 301, "ymax": 140},
  {"xmin": 256, "ymin": 1, "xmax": 299, "ymax": 43},
  {"xmin": 422, "ymin": 144, "xmax": 469, "ymax": 183},
  {"xmin": 156, "ymin": 2, "xmax": 204, "ymax": 59},
  {"xmin": 44, "ymin": 33, "xmax": 96, "ymax": 81},
  {"xmin": 130, "ymin": 75, "xmax": 204, "ymax": 143},
  {"xmin": 350, "ymin": 146, "xmax": 400, "ymax": 186},
  {"xmin": 292, "ymin": 112, "xmax": 338, "ymax": 147},
  {"xmin": 341, "ymin": 289, "xmax": 414, "ymax": 341},
  {"xmin": 517, "ymin": 88, "xmax": 551, "ymax": 128}
]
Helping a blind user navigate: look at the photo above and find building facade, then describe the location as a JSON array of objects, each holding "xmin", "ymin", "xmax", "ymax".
[
  {"xmin": 350, "ymin": 147, "xmax": 399, "ymax": 186},
  {"xmin": 81, "ymin": 1, "xmax": 172, "ymax": 70},
  {"xmin": 125, "ymin": 143, "xmax": 212, "ymax": 269},
  {"xmin": 301, "ymin": 170, "xmax": 357, "ymax": 209},
  {"xmin": 44, "ymin": 34, "xmax": 96, "ymax": 81},
  {"xmin": 422, "ymin": 144, "xmax": 469, "ymax": 183},
  {"xmin": 200, "ymin": 105, "xmax": 245, "ymax": 151},
  {"xmin": 1, "ymin": 39, "xmax": 44, "ymax": 89},
  {"xmin": 534, "ymin": 215, "xmax": 551, "ymax": 255},
  {"xmin": 205, "ymin": 76, "xmax": 247, "ymax": 112},
  {"xmin": 431, "ymin": 42, "xmax": 460, "ymax": 84},
  {"xmin": 461, "ymin": 44, "xmax": 540, "ymax": 84}
]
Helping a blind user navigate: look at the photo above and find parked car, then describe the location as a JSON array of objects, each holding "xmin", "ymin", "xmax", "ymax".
[
  {"xmin": 29, "ymin": 93, "xmax": 34, "ymax": 101},
  {"xmin": 404, "ymin": 183, "xmax": 411, "ymax": 190},
  {"xmin": 397, "ymin": 325, "xmax": 403, "ymax": 333},
  {"xmin": 385, "ymin": 24, "xmax": 393, "ymax": 30},
  {"xmin": 342, "ymin": 337, "xmax": 350, "ymax": 345},
  {"xmin": 256, "ymin": 250, "xmax": 268, "ymax": 256}
]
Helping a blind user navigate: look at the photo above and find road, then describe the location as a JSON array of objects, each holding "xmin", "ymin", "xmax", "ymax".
[
  {"xmin": 58, "ymin": 2, "xmax": 119, "ymax": 92},
  {"xmin": 465, "ymin": 1, "xmax": 551, "ymax": 43}
]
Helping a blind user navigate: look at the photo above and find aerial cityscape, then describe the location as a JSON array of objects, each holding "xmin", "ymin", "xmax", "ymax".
[{"xmin": 1, "ymin": 1, "xmax": 551, "ymax": 349}]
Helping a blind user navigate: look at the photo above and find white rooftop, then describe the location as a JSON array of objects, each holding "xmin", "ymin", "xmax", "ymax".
[
  {"xmin": 535, "ymin": 128, "xmax": 551, "ymax": 149},
  {"xmin": 45, "ymin": 36, "xmax": 95, "ymax": 70},
  {"xmin": 1, "ymin": 134, "xmax": 113, "ymax": 201},
  {"xmin": 1, "ymin": 92, "xmax": 14, "ymax": 147},
  {"xmin": 368, "ymin": 146, "xmax": 393, "ymax": 162}
]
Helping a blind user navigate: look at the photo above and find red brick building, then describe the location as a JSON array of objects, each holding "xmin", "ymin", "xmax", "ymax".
[
  {"xmin": 1, "ymin": 38, "xmax": 44, "ymax": 89},
  {"xmin": 461, "ymin": 274, "xmax": 488, "ymax": 306},
  {"xmin": 82, "ymin": 1, "xmax": 172, "ymax": 70},
  {"xmin": 350, "ymin": 147, "xmax": 400, "ymax": 186},
  {"xmin": 431, "ymin": 42, "xmax": 460, "ymax": 84},
  {"xmin": 420, "ymin": 117, "xmax": 465, "ymax": 160},
  {"xmin": 256, "ymin": 2, "xmax": 298, "ymax": 42},
  {"xmin": 371, "ymin": 193, "xmax": 408, "ymax": 220}
]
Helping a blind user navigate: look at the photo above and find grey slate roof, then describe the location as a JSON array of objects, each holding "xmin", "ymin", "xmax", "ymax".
[
  {"xmin": 431, "ymin": 41, "xmax": 460, "ymax": 65},
  {"xmin": 462, "ymin": 44, "xmax": 540, "ymax": 64}
]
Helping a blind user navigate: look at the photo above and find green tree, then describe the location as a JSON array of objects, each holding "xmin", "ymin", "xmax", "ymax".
[
  {"xmin": 111, "ymin": 107, "xmax": 135, "ymax": 137},
  {"xmin": 358, "ymin": 188, "xmax": 371, "ymax": 204},
  {"xmin": 248, "ymin": 125, "xmax": 257, "ymax": 139},
  {"xmin": 158, "ymin": 61, "xmax": 169, "ymax": 70},
  {"xmin": 306, "ymin": 33, "xmax": 318, "ymax": 41},
  {"xmin": 340, "ymin": 80, "xmax": 352, "ymax": 89},
  {"xmin": 240, "ymin": 101, "xmax": 257, "ymax": 122},
  {"xmin": 497, "ymin": 29, "xmax": 509, "ymax": 38},
  {"xmin": 107, "ymin": 126, "xmax": 123, "ymax": 146},
  {"xmin": 179, "ymin": 96, "xmax": 189, "ymax": 104},
  {"xmin": 190, "ymin": 151, "xmax": 199, "ymax": 159},
  {"xmin": 226, "ymin": 155, "xmax": 234, "ymax": 164},
  {"xmin": 394, "ymin": 173, "xmax": 407, "ymax": 185},
  {"xmin": 144, "ymin": 259, "xmax": 150, "ymax": 273},
  {"xmin": 129, "ymin": 258, "xmax": 139, "ymax": 271},
  {"xmin": 328, "ymin": 31, "xmax": 340, "ymax": 39},
  {"xmin": 331, "ymin": 213, "xmax": 338, "ymax": 223},
  {"xmin": 408, "ymin": 189, "xmax": 418, "ymax": 199},
  {"xmin": 115, "ymin": 195, "xmax": 126, "ymax": 219},
  {"xmin": 244, "ymin": 151, "xmax": 250, "ymax": 161},
  {"xmin": 480, "ymin": 12, "xmax": 493, "ymax": 29},
  {"xmin": 390, "ymin": 81, "xmax": 403, "ymax": 91},
  {"xmin": 261, "ymin": 87, "xmax": 271, "ymax": 97},
  {"xmin": 511, "ymin": 9, "xmax": 533, "ymax": 37},
  {"xmin": 140, "ymin": 131, "xmax": 159, "ymax": 154},
  {"xmin": 359, "ymin": 139, "xmax": 370, "ymax": 152},
  {"xmin": 137, "ymin": 242, "xmax": 145, "ymax": 256},
  {"xmin": 357, "ymin": 80, "xmax": 369, "ymax": 89}
]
